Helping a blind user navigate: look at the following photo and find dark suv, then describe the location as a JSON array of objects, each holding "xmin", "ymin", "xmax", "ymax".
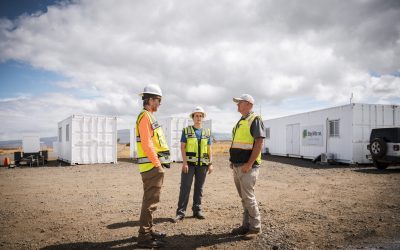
[{"xmin": 367, "ymin": 127, "xmax": 400, "ymax": 169}]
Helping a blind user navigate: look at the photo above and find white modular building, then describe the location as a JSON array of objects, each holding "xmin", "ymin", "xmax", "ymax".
[
  {"xmin": 57, "ymin": 115, "xmax": 117, "ymax": 165},
  {"xmin": 263, "ymin": 103, "xmax": 400, "ymax": 164},
  {"xmin": 130, "ymin": 117, "xmax": 212, "ymax": 162},
  {"xmin": 22, "ymin": 134, "xmax": 41, "ymax": 153}
]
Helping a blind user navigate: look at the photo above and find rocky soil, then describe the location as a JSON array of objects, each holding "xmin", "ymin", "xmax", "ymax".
[{"xmin": 0, "ymin": 155, "xmax": 399, "ymax": 249}]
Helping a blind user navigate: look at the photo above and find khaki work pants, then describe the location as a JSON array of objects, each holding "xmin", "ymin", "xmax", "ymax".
[
  {"xmin": 138, "ymin": 166, "xmax": 165, "ymax": 241},
  {"xmin": 232, "ymin": 164, "xmax": 261, "ymax": 231}
]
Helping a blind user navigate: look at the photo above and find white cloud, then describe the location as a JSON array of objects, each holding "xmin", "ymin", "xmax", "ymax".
[{"xmin": 0, "ymin": 0, "xmax": 399, "ymax": 140}]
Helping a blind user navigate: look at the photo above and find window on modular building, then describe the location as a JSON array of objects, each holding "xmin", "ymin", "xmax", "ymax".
[
  {"xmin": 329, "ymin": 120, "xmax": 340, "ymax": 137},
  {"xmin": 266, "ymin": 128, "xmax": 270, "ymax": 139},
  {"xmin": 66, "ymin": 124, "xmax": 70, "ymax": 142},
  {"xmin": 58, "ymin": 127, "xmax": 62, "ymax": 142}
]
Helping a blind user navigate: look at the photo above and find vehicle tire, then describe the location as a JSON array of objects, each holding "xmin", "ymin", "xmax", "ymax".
[
  {"xmin": 373, "ymin": 159, "xmax": 389, "ymax": 170},
  {"xmin": 369, "ymin": 138, "xmax": 387, "ymax": 158}
]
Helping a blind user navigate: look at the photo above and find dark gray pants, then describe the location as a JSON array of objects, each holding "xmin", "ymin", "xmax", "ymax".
[{"xmin": 176, "ymin": 165, "xmax": 208, "ymax": 216}]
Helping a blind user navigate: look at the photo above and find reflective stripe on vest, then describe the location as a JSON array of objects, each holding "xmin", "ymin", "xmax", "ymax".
[
  {"xmin": 135, "ymin": 110, "xmax": 170, "ymax": 172},
  {"xmin": 184, "ymin": 126, "xmax": 210, "ymax": 166},
  {"xmin": 231, "ymin": 112, "xmax": 262, "ymax": 165},
  {"xmin": 186, "ymin": 156, "xmax": 210, "ymax": 165},
  {"xmin": 231, "ymin": 142, "xmax": 254, "ymax": 150},
  {"xmin": 137, "ymin": 154, "xmax": 170, "ymax": 164}
]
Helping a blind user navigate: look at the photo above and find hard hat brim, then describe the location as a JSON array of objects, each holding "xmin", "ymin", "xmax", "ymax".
[{"xmin": 139, "ymin": 92, "xmax": 162, "ymax": 97}]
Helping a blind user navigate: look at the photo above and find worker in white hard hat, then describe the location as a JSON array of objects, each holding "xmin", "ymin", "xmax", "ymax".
[
  {"xmin": 229, "ymin": 94, "xmax": 265, "ymax": 240},
  {"xmin": 173, "ymin": 106, "xmax": 213, "ymax": 222},
  {"xmin": 135, "ymin": 84, "xmax": 170, "ymax": 248}
]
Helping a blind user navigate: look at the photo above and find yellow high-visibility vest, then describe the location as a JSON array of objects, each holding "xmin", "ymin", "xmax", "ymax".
[
  {"xmin": 135, "ymin": 110, "xmax": 170, "ymax": 172},
  {"xmin": 230, "ymin": 112, "xmax": 261, "ymax": 165},
  {"xmin": 184, "ymin": 126, "xmax": 210, "ymax": 166}
]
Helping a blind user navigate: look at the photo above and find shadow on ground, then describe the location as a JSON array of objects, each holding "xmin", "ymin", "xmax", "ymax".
[
  {"xmin": 264, "ymin": 154, "xmax": 400, "ymax": 173},
  {"xmin": 263, "ymin": 155, "xmax": 349, "ymax": 169},
  {"xmin": 41, "ymin": 232, "xmax": 243, "ymax": 250},
  {"xmin": 9, "ymin": 160, "xmax": 70, "ymax": 168},
  {"xmin": 41, "ymin": 237, "xmax": 138, "ymax": 250},
  {"xmin": 107, "ymin": 218, "xmax": 174, "ymax": 229},
  {"xmin": 352, "ymin": 166, "xmax": 400, "ymax": 174}
]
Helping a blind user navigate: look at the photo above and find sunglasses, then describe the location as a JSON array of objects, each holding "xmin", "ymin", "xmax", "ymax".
[{"xmin": 152, "ymin": 97, "xmax": 162, "ymax": 103}]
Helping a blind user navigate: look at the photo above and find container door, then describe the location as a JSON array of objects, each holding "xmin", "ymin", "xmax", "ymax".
[
  {"xmin": 286, "ymin": 125, "xmax": 293, "ymax": 154},
  {"xmin": 286, "ymin": 124, "xmax": 300, "ymax": 155},
  {"xmin": 292, "ymin": 124, "xmax": 300, "ymax": 155}
]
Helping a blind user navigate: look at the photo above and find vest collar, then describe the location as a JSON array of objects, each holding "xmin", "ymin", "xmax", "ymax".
[
  {"xmin": 241, "ymin": 111, "xmax": 254, "ymax": 120},
  {"xmin": 143, "ymin": 108, "xmax": 154, "ymax": 114}
]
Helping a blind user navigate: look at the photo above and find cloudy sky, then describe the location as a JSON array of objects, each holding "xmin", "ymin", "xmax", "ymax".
[{"xmin": 0, "ymin": 0, "xmax": 399, "ymax": 140}]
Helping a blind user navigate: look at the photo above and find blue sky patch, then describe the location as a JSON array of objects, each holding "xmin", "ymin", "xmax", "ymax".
[
  {"xmin": 0, "ymin": 61, "xmax": 67, "ymax": 98},
  {"xmin": 0, "ymin": 0, "xmax": 59, "ymax": 20}
]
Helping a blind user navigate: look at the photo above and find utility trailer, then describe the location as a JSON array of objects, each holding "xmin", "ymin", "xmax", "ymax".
[
  {"xmin": 14, "ymin": 135, "xmax": 48, "ymax": 167},
  {"xmin": 263, "ymin": 103, "xmax": 399, "ymax": 164}
]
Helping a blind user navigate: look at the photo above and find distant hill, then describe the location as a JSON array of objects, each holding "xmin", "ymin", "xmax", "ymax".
[
  {"xmin": 41, "ymin": 136, "xmax": 58, "ymax": 148},
  {"xmin": 212, "ymin": 132, "xmax": 231, "ymax": 141},
  {"xmin": 0, "ymin": 139, "xmax": 21, "ymax": 149},
  {"xmin": 0, "ymin": 136, "xmax": 58, "ymax": 149},
  {"xmin": 0, "ymin": 130, "xmax": 131, "ymax": 149},
  {"xmin": 117, "ymin": 129, "xmax": 130, "ymax": 144}
]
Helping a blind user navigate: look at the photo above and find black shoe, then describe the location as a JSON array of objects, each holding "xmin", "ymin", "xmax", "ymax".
[
  {"xmin": 137, "ymin": 239, "xmax": 165, "ymax": 248},
  {"xmin": 231, "ymin": 226, "xmax": 249, "ymax": 235},
  {"xmin": 193, "ymin": 211, "xmax": 205, "ymax": 219},
  {"xmin": 151, "ymin": 231, "xmax": 167, "ymax": 239},
  {"xmin": 172, "ymin": 214, "xmax": 184, "ymax": 223}
]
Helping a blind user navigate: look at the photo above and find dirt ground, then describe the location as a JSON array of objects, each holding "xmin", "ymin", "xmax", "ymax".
[{"xmin": 0, "ymin": 154, "xmax": 400, "ymax": 249}]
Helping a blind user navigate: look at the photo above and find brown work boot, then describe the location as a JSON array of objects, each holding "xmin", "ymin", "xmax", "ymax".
[
  {"xmin": 231, "ymin": 226, "xmax": 249, "ymax": 235},
  {"xmin": 243, "ymin": 229, "xmax": 261, "ymax": 240}
]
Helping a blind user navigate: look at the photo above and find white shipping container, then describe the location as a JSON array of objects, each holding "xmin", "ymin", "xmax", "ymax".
[
  {"xmin": 57, "ymin": 115, "xmax": 117, "ymax": 165},
  {"xmin": 159, "ymin": 117, "xmax": 192, "ymax": 162},
  {"xmin": 129, "ymin": 124, "xmax": 137, "ymax": 159},
  {"xmin": 22, "ymin": 134, "xmax": 40, "ymax": 153},
  {"xmin": 264, "ymin": 103, "xmax": 399, "ymax": 164},
  {"xmin": 130, "ymin": 116, "xmax": 212, "ymax": 162}
]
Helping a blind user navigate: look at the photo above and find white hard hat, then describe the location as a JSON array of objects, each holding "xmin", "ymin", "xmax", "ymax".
[
  {"xmin": 190, "ymin": 106, "xmax": 206, "ymax": 118},
  {"xmin": 233, "ymin": 93, "xmax": 254, "ymax": 104},
  {"xmin": 139, "ymin": 84, "xmax": 163, "ymax": 97}
]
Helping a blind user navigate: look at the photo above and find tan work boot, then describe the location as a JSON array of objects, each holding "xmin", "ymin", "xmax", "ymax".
[
  {"xmin": 242, "ymin": 229, "xmax": 261, "ymax": 240},
  {"xmin": 231, "ymin": 226, "xmax": 249, "ymax": 235}
]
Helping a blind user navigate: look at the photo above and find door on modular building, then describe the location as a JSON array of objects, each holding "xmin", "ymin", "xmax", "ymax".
[{"xmin": 286, "ymin": 124, "xmax": 300, "ymax": 155}]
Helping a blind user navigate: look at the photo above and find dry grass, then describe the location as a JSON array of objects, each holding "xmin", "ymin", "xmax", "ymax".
[
  {"xmin": 0, "ymin": 148, "xmax": 21, "ymax": 155},
  {"xmin": 1, "ymin": 142, "xmax": 231, "ymax": 160},
  {"xmin": 117, "ymin": 144, "xmax": 131, "ymax": 158},
  {"xmin": 211, "ymin": 140, "xmax": 231, "ymax": 155}
]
